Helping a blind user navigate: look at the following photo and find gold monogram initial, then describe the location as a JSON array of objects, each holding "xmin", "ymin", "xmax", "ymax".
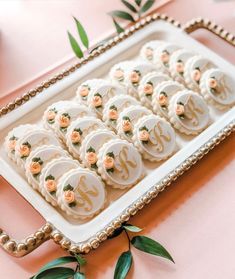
[
  {"xmin": 114, "ymin": 146, "xmax": 137, "ymax": 179},
  {"xmin": 82, "ymin": 123, "xmax": 100, "ymax": 135},
  {"xmin": 216, "ymin": 76, "xmax": 231, "ymax": 100},
  {"xmin": 74, "ymin": 175, "xmax": 99, "ymax": 212},
  {"xmin": 184, "ymin": 96, "xmax": 204, "ymax": 126},
  {"xmin": 149, "ymin": 122, "xmax": 171, "ymax": 152},
  {"xmin": 107, "ymin": 87, "xmax": 116, "ymax": 99},
  {"xmin": 33, "ymin": 136, "xmax": 50, "ymax": 148}
]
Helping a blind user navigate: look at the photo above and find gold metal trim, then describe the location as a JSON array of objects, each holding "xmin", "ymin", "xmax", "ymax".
[{"xmin": 0, "ymin": 14, "xmax": 234, "ymax": 257}]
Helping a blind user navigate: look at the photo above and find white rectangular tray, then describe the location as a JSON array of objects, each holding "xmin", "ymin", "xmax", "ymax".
[{"xmin": 0, "ymin": 15, "xmax": 234, "ymax": 257}]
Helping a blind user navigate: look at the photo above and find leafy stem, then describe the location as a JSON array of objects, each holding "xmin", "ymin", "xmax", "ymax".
[{"xmin": 124, "ymin": 228, "xmax": 131, "ymax": 250}]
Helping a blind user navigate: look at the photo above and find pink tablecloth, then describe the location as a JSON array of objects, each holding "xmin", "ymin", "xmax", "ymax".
[{"xmin": 0, "ymin": 0, "xmax": 235, "ymax": 278}]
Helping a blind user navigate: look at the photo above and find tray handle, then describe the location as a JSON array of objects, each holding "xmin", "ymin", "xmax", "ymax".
[
  {"xmin": 183, "ymin": 17, "xmax": 235, "ymax": 47},
  {"xmin": 0, "ymin": 223, "xmax": 52, "ymax": 257}
]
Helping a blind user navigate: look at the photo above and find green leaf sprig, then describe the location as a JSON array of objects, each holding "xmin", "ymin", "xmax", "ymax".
[
  {"xmin": 109, "ymin": 0, "xmax": 155, "ymax": 34},
  {"xmin": 31, "ymin": 222, "xmax": 174, "ymax": 279},
  {"xmin": 68, "ymin": 17, "xmax": 89, "ymax": 59},
  {"xmin": 112, "ymin": 223, "xmax": 174, "ymax": 279},
  {"xmin": 31, "ymin": 254, "xmax": 86, "ymax": 279}
]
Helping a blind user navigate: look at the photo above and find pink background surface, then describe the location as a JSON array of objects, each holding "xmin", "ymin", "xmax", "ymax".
[{"xmin": 0, "ymin": 0, "xmax": 235, "ymax": 278}]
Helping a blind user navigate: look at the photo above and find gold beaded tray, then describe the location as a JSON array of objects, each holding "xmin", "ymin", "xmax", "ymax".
[{"xmin": 0, "ymin": 14, "xmax": 234, "ymax": 257}]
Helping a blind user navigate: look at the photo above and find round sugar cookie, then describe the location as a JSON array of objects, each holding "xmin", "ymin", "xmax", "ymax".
[
  {"xmin": 133, "ymin": 114, "xmax": 176, "ymax": 161},
  {"xmin": 168, "ymin": 90, "xmax": 210, "ymax": 135},
  {"xmin": 97, "ymin": 138, "xmax": 144, "ymax": 189},
  {"xmin": 200, "ymin": 68, "xmax": 235, "ymax": 110},
  {"xmin": 140, "ymin": 40, "xmax": 164, "ymax": 62},
  {"xmin": 109, "ymin": 61, "xmax": 133, "ymax": 87},
  {"xmin": 56, "ymin": 168, "xmax": 106, "ymax": 219}
]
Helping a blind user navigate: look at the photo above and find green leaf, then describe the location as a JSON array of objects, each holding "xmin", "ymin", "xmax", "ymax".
[
  {"xmin": 121, "ymin": 0, "xmax": 138, "ymax": 13},
  {"xmin": 67, "ymin": 31, "xmax": 84, "ymax": 58},
  {"xmin": 135, "ymin": 0, "xmax": 142, "ymax": 6},
  {"xmin": 112, "ymin": 17, "xmax": 125, "ymax": 34},
  {"xmin": 75, "ymin": 254, "xmax": 86, "ymax": 266},
  {"xmin": 131, "ymin": 236, "xmax": 175, "ymax": 263},
  {"xmin": 140, "ymin": 0, "xmax": 155, "ymax": 14},
  {"xmin": 114, "ymin": 251, "xmax": 132, "ymax": 279},
  {"xmin": 74, "ymin": 272, "xmax": 86, "ymax": 279},
  {"xmin": 109, "ymin": 10, "xmax": 135, "ymax": 22},
  {"xmin": 73, "ymin": 17, "xmax": 89, "ymax": 49},
  {"xmin": 123, "ymin": 225, "xmax": 142, "ymax": 232},
  {"xmin": 34, "ymin": 267, "xmax": 75, "ymax": 279}
]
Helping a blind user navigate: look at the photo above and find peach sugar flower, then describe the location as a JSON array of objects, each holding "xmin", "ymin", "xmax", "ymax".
[
  {"xmin": 139, "ymin": 129, "xmax": 150, "ymax": 142},
  {"xmin": 160, "ymin": 50, "xmax": 169, "ymax": 64},
  {"xmin": 92, "ymin": 95, "xmax": 102, "ymax": 108},
  {"xmin": 130, "ymin": 71, "xmax": 140, "ymax": 84},
  {"xmin": 19, "ymin": 144, "xmax": 30, "ymax": 158},
  {"xmin": 46, "ymin": 179, "xmax": 57, "ymax": 193},
  {"xmin": 208, "ymin": 77, "xmax": 217, "ymax": 89},
  {"xmin": 191, "ymin": 69, "xmax": 201, "ymax": 82},
  {"xmin": 47, "ymin": 110, "xmax": 56, "ymax": 121},
  {"xmin": 86, "ymin": 152, "xmax": 98, "ymax": 165},
  {"xmin": 103, "ymin": 155, "xmax": 115, "ymax": 170},
  {"xmin": 59, "ymin": 114, "xmax": 70, "ymax": 128},
  {"xmin": 122, "ymin": 119, "xmax": 132, "ymax": 132},
  {"xmin": 29, "ymin": 161, "xmax": 42, "ymax": 175},
  {"xmin": 70, "ymin": 130, "xmax": 81, "ymax": 144},
  {"xmin": 158, "ymin": 93, "xmax": 168, "ymax": 106},
  {"xmin": 175, "ymin": 103, "xmax": 185, "ymax": 116},
  {"xmin": 64, "ymin": 190, "xmax": 75, "ymax": 204},
  {"xmin": 143, "ymin": 83, "xmax": 153, "ymax": 95},
  {"xmin": 175, "ymin": 61, "xmax": 184, "ymax": 74},
  {"xmin": 109, "ymin": 109, "xmax": 118, "ymax": 120},
  {"xmin": 79, "ymin": 86, "xmax": 89, "ymax": 97}
]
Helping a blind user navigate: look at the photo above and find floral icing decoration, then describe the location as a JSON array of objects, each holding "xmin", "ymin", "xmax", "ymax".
[
  {"xmin": 158, "ymin": 91, "xmax": 168, "ymax": 109},
  {"xmin": 175, "ymin": 102, "xmax": 185, "ymax": 119},
  {"xmin": 145, "ymin": 47, "xmax": 153, "ymax": 60},
  {"xmin": 191, "ymin": 67, "xmax": 201, "ymax": 84},
  {"xmin": 19, "ymin": 141, "xmax": 31, "ymax": 159},
  {"xmin": 114, "ymin": 68, "xmax": 124, "ymax": 81},
  {"xmin": 29, "ymin": 157, "xmax": 43, "ymax": 177},
  {"xmin": 92, "ymin": 93, "xmax": 103, "ymax": 109},
  {"xmin": 122, "ymin": 116, "xmax": 132, "ymax": 136},
  {"xmin": 139, "ymin": 126, "xmax": 150, "ymax": 144},
  {"xmin": 160, "ymin": 50, "xmax": 170, "ymax": 66},
  {"xmin": 45, "ymin": 175, "xmax": 57, "ymax": 194},
  {"xmin": 130, "ymin": 70, "xmax": 141, "ymax": 86},
  {"xmin": 175, "ymin": 59, "xmax": 184, "ymax": 75},
  {"xmin": 79, "ymin": 84, "xmax": 90, "ymax": 100},
  {"xmin": 143, "ymin": 81, "xmax": 153, "ymax": 97},
  {"xmin": 108, "ymin": 105, "xmax": 118, "ymax": 123},
  {"xmin": 103, "ymin": 152, "xmax": 115, "ymax": 173},
  {"xmin": 63, "ymin": 184, "xmax": 76, "ymax": 207},
  {"xmin": 208, "ymin": 76, "xmax": 218, "ymax": 94},
  {"xmin": 59, "ymin": 113, "xmax": 71, "ymax": 132},
  {"xmin": 8, "ymin": 135, "xmax": 18, "ymax": 153},
  {"xmin": 71, "ymin": 128, "xmax": 83, "ymax": 145},
  {"xmin": 46, "ymin": 108, "xmax": 57, "ymax": 124},
  {"xmin": 86, "ymin": 146, "xmax": 98, "ymax": 169}
]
